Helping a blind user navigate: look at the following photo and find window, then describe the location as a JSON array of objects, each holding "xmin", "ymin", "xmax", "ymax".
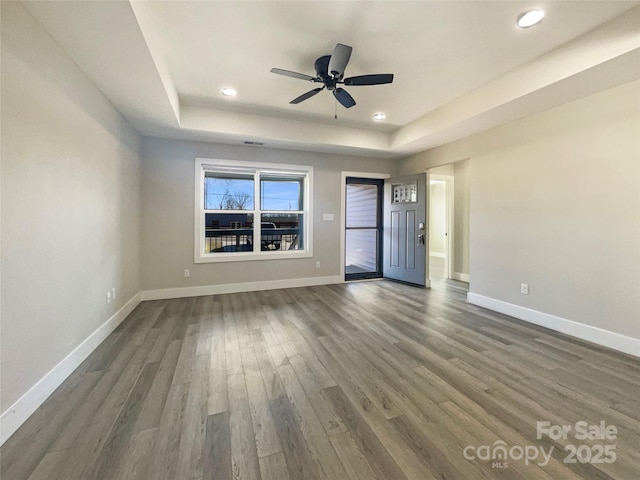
[
  {"xmin": 392, "ymin": 182, "xmax": 417, "ymax": 203},
  {"xmin": 195, "ymin": 159, "xmax": 313, "ymax": 262}
]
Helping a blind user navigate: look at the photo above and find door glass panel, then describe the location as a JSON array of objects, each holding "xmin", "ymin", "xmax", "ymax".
[
  {"xmin": 345, "ymin": 179, "xmax": 383, "ymax": 280},
  {"xmin": 392, "ymin": 182, "xmax": 417, "ymax": 203},
  {"xmin": 346, "ymin": 229, "xmax": 378, "ymax": 274},
  {"xmin": 346, "ymin": 184, "xmax": 378, "ymax": 227}
]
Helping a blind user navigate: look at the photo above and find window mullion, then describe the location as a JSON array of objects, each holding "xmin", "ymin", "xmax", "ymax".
[
  {"xmin": 254, "ymin": 171, "xmax": 261, "ymax": 253},
  {"xmin": 260, "ymin": 211, "xmax": 304, "ymax": 214},
  {"xmin": 200, "ymin": 167, "xmax": 206, "ymax": 256}
]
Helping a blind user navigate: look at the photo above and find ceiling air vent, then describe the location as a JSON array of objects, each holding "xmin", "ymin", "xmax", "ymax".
[{"xmin": 243, "ymin": 141, "xmax": 264, "ymax": 146}]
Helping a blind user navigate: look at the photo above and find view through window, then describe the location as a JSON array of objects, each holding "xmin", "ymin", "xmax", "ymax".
[{"xmin": 196, "ymin": 160, "xmax": 312, "ymax": 262}]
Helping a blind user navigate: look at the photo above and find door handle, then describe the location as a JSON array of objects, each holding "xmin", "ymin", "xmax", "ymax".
[{"xmin": 417, "ymin": 234, "xmax": 425, "ymax": 245}]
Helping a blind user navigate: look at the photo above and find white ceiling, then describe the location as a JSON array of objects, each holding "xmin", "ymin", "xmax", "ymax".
[{"xmin": 23, "ymin": 0, "xmax": 640, "ymax": 159}]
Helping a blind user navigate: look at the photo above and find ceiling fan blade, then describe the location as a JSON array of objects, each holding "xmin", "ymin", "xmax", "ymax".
[
  {"xmin": 290, "ymin": 87, "xmax": 325, "ymax": 104},
  {"xmin": 328, "ymin": 43, "xmax": 352, "ymax": 79},
  {"xmin": 343, "ymin": 73, "xmax": 394, "ymax": 86},
  {"xmin": 333, "ymin": 88, "xmax": 356, "ymax": 108},
  {"xmin": 270, "ymin": 68, "xmax": 316, "ymax": 82}
]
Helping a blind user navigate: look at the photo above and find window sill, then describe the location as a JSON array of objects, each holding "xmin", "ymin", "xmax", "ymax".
[{"xmin": 195, "ymin": 250, "xmax": 312, "ymax": 264}]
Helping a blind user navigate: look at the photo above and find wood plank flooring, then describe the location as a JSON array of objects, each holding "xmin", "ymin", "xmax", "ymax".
[{"xmin": 2, "ymin": 279, "xmax": 639, "ymax": 479}]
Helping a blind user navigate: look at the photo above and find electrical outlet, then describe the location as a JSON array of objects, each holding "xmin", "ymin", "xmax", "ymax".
[
  {"xmin": 520, "ymin": 283, "xmax": 529, "ymax": 295},
  {"xmin": 112, "ymin": 287, "xmax": 116, "ymax": 301},
  {"xmin": 184, "ymin": 269, "xmax": 190, "ymax": 278},
  {"xmin": 315, "ymin": 261, "xmax": 321, "ymax": 269},
  {"xmin": 106, "ymin": 291, "xmax": 112, "ymax": 304}
]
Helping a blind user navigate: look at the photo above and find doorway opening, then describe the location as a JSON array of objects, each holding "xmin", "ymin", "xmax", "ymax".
[
  {"xmin": 429, "ymin": 175, "xmax": 454, "ymax": 280},
  {"xmin": 345, "ymin": 177, "xmax": 383, "ymax": 281}
]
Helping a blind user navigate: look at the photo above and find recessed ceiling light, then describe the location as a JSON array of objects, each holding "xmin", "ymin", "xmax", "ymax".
[
  {"xmin": 221, "ymin": 87, "xmax": 237, "ymax": 97},
  {"xmin": 373, "ymin": 112, "xmax": 386, "ymax": 121},
  {"xmin": 517, "ymin": 9, "xmax": 545, "ymax": 28}
]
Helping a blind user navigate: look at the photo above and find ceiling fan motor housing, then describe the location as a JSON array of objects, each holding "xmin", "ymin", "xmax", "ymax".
[{"xmin": 314, "ymin": 55, "xmax": 340, "ymax": 84}]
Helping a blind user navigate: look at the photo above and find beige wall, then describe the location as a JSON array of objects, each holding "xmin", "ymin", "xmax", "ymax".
[
  {"xmin": 409, "ymin": 156, "xmax": 471, "ymax": 279},
  {"xmin": 429, "ymin": 164, "xmax": 454, "ymax": 176},
  {"xmin": 428, "ymin": 182, "xmax": 446, "ymax": 256},
  {"xmin": 453, "ymin": 159, "xmax": 470, "ymax": 276},
  {"xmin": 1, "ymin": 3, "xmax": 142, "ymax": 411},
  {"xmin": 428, "ymin": 162, "xmax": 469, "ymax": 277},
  {"xmin": 140, "ymin": 137, "xmax": 396, "ymax": 291},
  {"xmin": 399, "ymin": 80, "xmax": 640, "ymax": 339}
]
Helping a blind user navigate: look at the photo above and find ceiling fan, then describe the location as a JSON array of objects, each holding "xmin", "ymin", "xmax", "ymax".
[{"xmin": 270, "ymin": 43, "xmax": 394, "ymax": 109}]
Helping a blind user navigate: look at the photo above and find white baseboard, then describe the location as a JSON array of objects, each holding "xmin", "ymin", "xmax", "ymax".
[
  {"xmin": 467, "ymin": 292, "xmax": 640, "ymax": 358},
  {"xmin": 140, "ymin": 275, "xmax": 344, "ymax": 301},
  {"xmin": 0, "ymin": 276, "xmax": 343, "ymax": 446},
  {"xmin": 452, "ymin": 272, "xmax": 470, "ymax": 283},
  {"xmin": 10, "ymin": 279, "xmax": 634, "ymax": 448},
  {"xmin": 0, "ymin": 293, "xmax": 142, "ymax": 446},
  {"xmin": 429, "ymin": 252, "xmax": 445, "ymax": 258}
]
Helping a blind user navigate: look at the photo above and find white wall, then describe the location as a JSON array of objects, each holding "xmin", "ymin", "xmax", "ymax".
[
  {"xmin": 453, "ymin": 159, "xmax": 470, "ymax": 277},
  {"xmin": 140, "ymin": 137, "xmax": 396, "ymax": 292},
  {"xmin": 1, "ymin": 1, "xmax": 141, "ymax": 425},
  {"xmin": 428, "ymin": 182, "xmax": 446, "ymax": 256},
  {"xmin": 399, "ymin": 81, "xmax": 640, "ymax": 343},
  {"xmin": 429, "ymin": 164, "xmax": 454, "ymax": 176},
  {"xmin": 427, "ymin": 162, "xmax": 471, "ymax": 279}
]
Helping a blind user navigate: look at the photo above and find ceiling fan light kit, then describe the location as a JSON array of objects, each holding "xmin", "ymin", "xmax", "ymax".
[{"xmin": 271, "ymin": 43, "xmax": 394, "ymax": 111}]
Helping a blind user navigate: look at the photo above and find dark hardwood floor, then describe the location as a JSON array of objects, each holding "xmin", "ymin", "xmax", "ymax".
[{"xmin": 1, "ymin": 279, "xmax": 639, "ymax": 479}]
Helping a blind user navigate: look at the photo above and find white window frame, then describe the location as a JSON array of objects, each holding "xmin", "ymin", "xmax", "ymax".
[{"xmin": 195, "ymin": 158, "xmax": 313, "ymax": 263}]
